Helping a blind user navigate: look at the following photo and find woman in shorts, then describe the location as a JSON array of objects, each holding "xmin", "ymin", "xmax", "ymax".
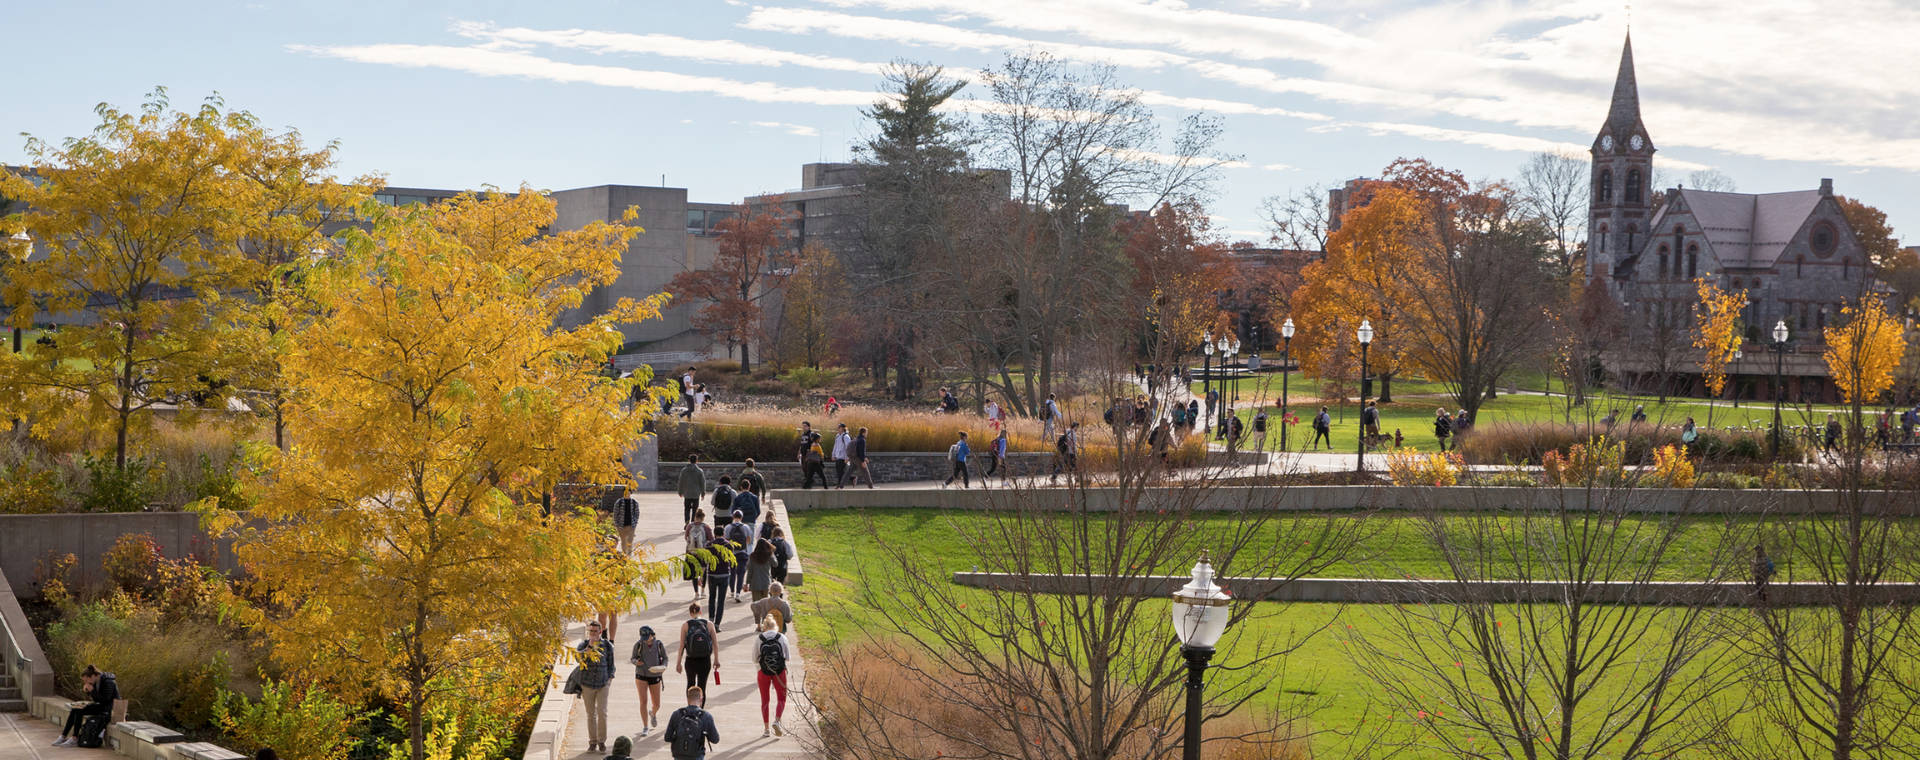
[{"xmin": 630, "ymin": 625, "xmax": 668, "ymax": 734}]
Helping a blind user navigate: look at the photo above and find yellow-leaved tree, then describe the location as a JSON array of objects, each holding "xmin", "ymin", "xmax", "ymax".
[
  {"xmin": 1825, "ymin": 299, "xmax": 1907, "ymax": 407},
  {"xmin": 1289, "ymin": 183, "xmax": 1418, "ymax": 402},
  {"xmin": 213, "ymin": 189, "xmax": 670, "ymax": 760},
  {"xmin": 1692, "ymin": 277, "xmax": 1748, "ymax": 422},
  {"xmin": 0, "ymin": 91, "xmax": 287, "ymax": 471}
]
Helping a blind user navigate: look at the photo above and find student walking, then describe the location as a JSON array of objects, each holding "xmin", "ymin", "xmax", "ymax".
[
  {"xmin": 832, "ymin": 423, "xmax": 853, "ymax": 488},
  {"xmin": 612, "ymin": 486, "xmax": 640, "ymax": 557},
  {"xmin": 664, "ymin": 686, "xmax": 720, "ymax": 759},
  {"xmin": 725, "ymin": 511, "xmax": 753, "ymax": 602},
  {"xmin": 1310, "ymin": 407, "xmax": 1333, "ymax": 450},
  {"xmin": 745, "ymin": 536, "xmax": 776, "ymax": 603},
  {"xmin": 577, "ymin": 621, "xmax": 616, "ymax": 753},
  {"xmin": 709, "ymin": 476, "xmax": 735, "ymax": 529},
  {"xmin": 630, "ymin": 626, "xmax": 668, "ymax": 735},
  {"xmin": 751, "ymin": 581, "xmax": 795, "ymax": 633},
  {"xmin": 1434, "ymin": 408, "xmax": 1453, "ymax": 452},
  {"xmin": 1051, "ymin": 422, "xmax": 1081, "ymax": 484},
  {"xmin": 846, "ymin": 427, "xmax": 875, "ymax": 487},
  {"xmin": 677, "ymin": 456, "xmax": 706, "ymax": 526},
  {"xmin": 683, "ymin": 510, "xmax": 712, "ymax": 599},
  {"xmin": 732, "ymin": 484, "xmax": 763, "ymax": 541},
  {"xmin": 1041, "ymin": 393, "xmax": 1061, "ymax": 442},
  {"xmin": 677, "ymin": 604, "xmax": 718, "ymax": 695},
  {"xmin": 705, "ymin": 539, "xmax": 733, "ymax": 631},
  {"xmin": 1252, "ymin": 409, "xmax": 1269, "ymax": 452},
  {"xmin": 753, "ymin": 614, "xmax": 795, "ymax": 738},
  {"xmin": 797, "ymin": 422, "xmax": 826, "ymax": 489},
  {"xmin": 986, "ymin": 429, "xmax": 1009, "ymax": 482},
  {"xmin": 1825, "ymin": 413, "xmax": 1842, "ymax": 454},
  {"xmin": 765, "ymin": 524, "xmax": 793, "ymax": 585},
  {"xmin": 738, "ymin": 459, "xmax": 766, "ymax": 498},
  {"xmin": 945, "ymin": 431, "xmax": 972, "ymax": 488}
]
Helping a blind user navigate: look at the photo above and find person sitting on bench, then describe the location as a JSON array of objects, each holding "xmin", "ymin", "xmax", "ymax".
[{"xmin": 52, "ymin": 664, "xmax": 117, "ymax": 747}]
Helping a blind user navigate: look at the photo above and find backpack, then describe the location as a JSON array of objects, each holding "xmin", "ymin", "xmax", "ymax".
[
  {"xmin": 670, "ymin": 706, "xmax": 707, "ymax": 757},
  {"xmin": 710, "ymin": 484, "xmax": 734, "ymax": 511},
  {"xmin": 684, "ymin": 523, "xmax": 710, "ymax": 552},
  {"xmin": 77, "ymin": 714, "xmax": 108, "ymax": 748},
  {"xmin": 686, "ymin": 619, "xmax": 713, "ymax": 658},
  {"xmin": 727, "ymin": 523, "xmax": 752, "ymax": 551},
  {"xmin": 1056, "ymin": 434, "xmax": 1070, "ymax": 453},
  {"xmin": 758, "ymin": 634, "xmax": 788, "ymax": 675},
  {"xmin": 948, "ymin": 443, "xmax": 961, "ymax": 463},
  {"xmin": 1040, "ymin": 402, "xmax": 1055, "ymax": 421}
]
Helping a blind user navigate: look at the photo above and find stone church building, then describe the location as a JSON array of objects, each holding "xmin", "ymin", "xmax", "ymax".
[{"xmin": 1586, "ymin": 34, "xmax": 1872, "ymax": 401}]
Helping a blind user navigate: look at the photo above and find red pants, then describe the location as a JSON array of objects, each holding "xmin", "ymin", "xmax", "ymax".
[{"xmin": 757, "ymin": 670, "xmax": 788, "ymax": 722}]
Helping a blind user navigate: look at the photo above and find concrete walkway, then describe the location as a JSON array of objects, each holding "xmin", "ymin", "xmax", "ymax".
[
  {"xmin": 558, "ymin": 492, "xmax": 812, "ymax": 759},
  {"xmin": 0, "ymin": 712, "xmax": 92, "ymax": 760}
]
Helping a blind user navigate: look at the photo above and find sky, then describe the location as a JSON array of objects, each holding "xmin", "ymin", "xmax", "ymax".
[{"xmin": 6, "ymin": 0, "xmax": 1919, "ymax": 243}]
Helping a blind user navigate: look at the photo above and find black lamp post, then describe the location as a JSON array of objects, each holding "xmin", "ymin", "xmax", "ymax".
[
  {"xmin": 1171, "ymin": 553, "xmax": 1230, "ymax": 760},
  {"xmin": 1219, "ymin": 337, "xmax": 1239, "ymax": 439},
  {"xmin": 1772, "ymin": 319, "xmax": 1789, "ymax": 458},
  {"xmin": 1201, "ymin": 331, "xmax": 1214, "ymax": 435},
  {"xmin": 1280, "ymin": 318, "xmax": 1295, "ymax": 452},
  {"xmin": 1357, "ymin": 319, "xmax": 1374, "ymax": 473},
  {"xmin": 1731, "ymin": 349, "xmax": 1743, "ymax": 408},
  {"xmin": 6, "ymin": 230, "xmax": 29, "ymax": 353}
]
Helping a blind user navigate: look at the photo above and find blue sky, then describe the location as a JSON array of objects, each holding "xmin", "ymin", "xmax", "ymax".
[{"xmin": 7, "ymin": 0, "xmax": 1919, "ymax": 243}]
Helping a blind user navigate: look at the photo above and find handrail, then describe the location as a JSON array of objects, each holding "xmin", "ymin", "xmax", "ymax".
[{"xmin": 0, "ymin": 568, "xmax": 55, "ymax": 703}]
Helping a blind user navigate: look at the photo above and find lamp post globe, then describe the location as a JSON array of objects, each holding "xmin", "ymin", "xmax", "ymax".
[
  {"xmin": 1172, "ymin": 553, "xmax": 1231, "ymax": 760},
  {"xmin": 1280, "ymin": 318, "xmax": 1295, "ymax": 451}
]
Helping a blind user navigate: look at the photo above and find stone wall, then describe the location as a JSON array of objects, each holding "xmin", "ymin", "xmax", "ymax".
[
  {"xmin": 653, "ymin": 452, "xmax": 1058, "ymax": 491},
  {"xmin": 0, "ymin": 512, "xmax": 241, "ymax": 597}
]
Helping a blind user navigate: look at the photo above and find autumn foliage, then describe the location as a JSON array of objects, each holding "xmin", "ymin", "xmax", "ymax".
[
  {"xmin": 1691, "ymin": 277, "xmax": 1749, "ymax": 398},
  {"xmin": 668, "ymin": 200, "xmax": 798, "ymax": 372},
  {"xmin": 1824, "ymin": 299, "xmax": 1908, "ymax": 405},
  {"xmin": 1123, "ymin": 200, "xmax": 1231, "ymax": 356}
]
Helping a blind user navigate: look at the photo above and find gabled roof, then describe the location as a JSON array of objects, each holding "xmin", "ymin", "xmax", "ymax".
[{"xmin": 1659, "ymin": 188, "xmax": 1822, "ymax": 269}]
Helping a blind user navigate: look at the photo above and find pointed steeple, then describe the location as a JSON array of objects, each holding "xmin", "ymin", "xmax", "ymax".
[{"xmin": 1598, "ymin": 33, "xmax": 1652, "ymax": 151}]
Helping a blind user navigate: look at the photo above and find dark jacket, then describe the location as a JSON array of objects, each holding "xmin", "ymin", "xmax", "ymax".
[
  {"xmin": 577, "ymin": 639, "xmax": 616, "ymax": 688},
  {"xmin": 612, "ymin": 496, "xmax": 640, "ymax": 528},
  {"xmin": 732, "ymin": 491, "xmax": 762, "ymax": 527},
  {"xmin": 90, "ymin": 674, "xmax": 119, "ymax": 709},
  {"xmin": 664, "ymin": 705, "xmax": 720, "ymax": 756},
  {"xmin": 852, "ymin": 434, "xmax": 868, "ymax": 460}
]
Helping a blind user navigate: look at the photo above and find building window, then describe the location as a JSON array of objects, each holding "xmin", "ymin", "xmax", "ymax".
[
  {"xmin": 1626, "ymin": 169, "xmax": 1643, "ymax": 204},
  {"xmin": 1597, "ymin": 225, "xmax": 1608, "ymax": 254},
  {"xmin": 1797, "ymin": 254, "xmax": 1804, "ymax": 277},
  {"xmin": 1598, "ymin": 169, "xmax": 1613, "ymax": 202},
  {"xmin": 1657, "ymin": 245, "xmax": 1670, "ymax": 278},
  {"xmin": 1843, "ymin": 259, "xmax": 1851, "ymax": 279},
  {"xmin": 1799, "ymin": 304, "xmax": 1809, "ymax": 330},
  {"xmin": 1810, "ymin": 220, "xmax": 1838, "ymax": 258},
  {"xmin": 1686, "ymin": 243, "xmax": 1698, "ymax": 279},
  {"xmin": 686, "ymin": 210, "xmax": 706, "ymax": 235}
]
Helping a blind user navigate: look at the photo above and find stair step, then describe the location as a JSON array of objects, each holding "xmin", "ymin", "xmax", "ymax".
[
  {"xmin": 0, "ymin": 687, "xmax": 18, "ymax": 700},
  {"xmin": 0, "ymin": 699, "xmax": 25, "ymax": 713}
]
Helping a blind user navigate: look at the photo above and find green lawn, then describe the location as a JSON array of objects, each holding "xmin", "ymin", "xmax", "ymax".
[
  {"xmin": 787, "ymin": 508, "xmax": 1806, "ymax": 757},
  {"xmin": 1189, "ymin": 374, "xmax": 1851, "ymax": 454}
]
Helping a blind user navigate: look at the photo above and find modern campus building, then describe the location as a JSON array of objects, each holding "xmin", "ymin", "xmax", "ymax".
[{"xmin": 1584, "ymin": 34, "xmax": 1875, "ymax": 401}]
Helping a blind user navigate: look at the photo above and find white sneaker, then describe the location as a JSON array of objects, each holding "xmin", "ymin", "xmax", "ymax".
[
  {"xmin": 52, "ymin": 738, "xmax": 71, "ymax": 747},
  {"xmin": 763, "ymin": 727, "xmax": 772, "ymax": 738},
  {"xmin": 773, "ymin": 721, "xmax": 784, "ymax": 737},
  {"xmin": 640, "ymin": 726, "xmax": 650, "ymax": 737}
]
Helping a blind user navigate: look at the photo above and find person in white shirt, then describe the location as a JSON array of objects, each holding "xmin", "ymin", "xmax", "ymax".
[
  {"xmin": 1041, "ymin": 393, "xmax": 1061, "ymax": 442},
  {"xmin": 831, "ymin": 423, "xmax": 854, "ymax": 489}
]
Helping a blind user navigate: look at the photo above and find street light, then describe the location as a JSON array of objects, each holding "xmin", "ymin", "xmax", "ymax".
[
  {"xmin": 1731, "ymin": 349, "xmax": 1744, "ymax": 408},
  {"xmin": 1772, "ymin": 320, "xmax": 1789, "ymax": 458},
  {"xmin": 1171, "ymin": 552, "xmax": 1231, "ymax": 760},
  {"xmin": 1202, "ymin": 332, "xmax": 1215, "ymax": 434},
  {"xmin": 5, "ymin": 230, "xmax": 28, "ymax": 354},
  {"xmin": 1356, "ymin": 319, "xmax": 1374, "ymax": 473},
  {"xmin": 1280, "ymin": 318, "xmax": 1295, "ymax": 452},
  {"xmin": 1217, "ymin": 337, "xmax": 1238, "ymax": 440}
]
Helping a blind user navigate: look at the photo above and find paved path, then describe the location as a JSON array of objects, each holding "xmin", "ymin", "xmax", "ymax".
[
  {"xmin": 0, "ymin": 712, "xmax": 92, "ymax": 760},
  {"xmin": 559, "ymin": 492, "xmax": 812, "ymax": 759}
]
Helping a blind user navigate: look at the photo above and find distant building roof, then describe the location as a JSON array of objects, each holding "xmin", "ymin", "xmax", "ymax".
[{"xmin": 1648, "ymin": 187, "xmax": 1823, "ymax": 269}]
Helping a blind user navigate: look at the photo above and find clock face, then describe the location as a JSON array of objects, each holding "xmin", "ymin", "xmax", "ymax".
[
  {"xmin": 1600, "ymin": 135, "xmax": 1614, "ymax": 152},
  {"xmin": 1630, "ymin": 134, "xmax": 1645, "ymax": 151}
]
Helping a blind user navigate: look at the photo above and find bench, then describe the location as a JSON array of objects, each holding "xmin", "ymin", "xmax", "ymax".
[
  {"xmin": 109, "ymin": 721, "xmax": 187, "ymax": 760},
  {"xmin": 168, "ymin": 742, "xmax": 249, "ymax": 760}
]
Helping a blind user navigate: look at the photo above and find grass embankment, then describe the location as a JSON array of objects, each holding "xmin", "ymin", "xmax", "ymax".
[{"xmin": 787, "ymin": 508, "xmax": 1865, "ymax": 757}]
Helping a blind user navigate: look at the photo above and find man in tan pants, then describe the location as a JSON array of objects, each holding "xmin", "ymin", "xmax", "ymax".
[{"xmin": 577, "ymin": 621, "xmax": 616, "ymax": 752}]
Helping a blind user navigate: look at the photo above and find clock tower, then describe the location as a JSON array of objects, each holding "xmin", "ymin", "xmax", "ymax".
[{"xmin": 1588, "ymin": 33, "xmax": 1655, "ymax": 286}]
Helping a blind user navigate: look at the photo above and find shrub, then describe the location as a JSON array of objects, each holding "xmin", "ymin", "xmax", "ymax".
[
  {"xmin": 82, "ymin": 454, "xmax": 161, "ymax": 512},
  {"xmin": 45, "ymin": 602, "xmax": 258, "ymax": 725},
  {"xmin": 1541, "ymin": 439, "xmax": 1626, "ymax": 487},
  {"xmin": 1696, "ymin": 471, "xmax": 1762, "ymax": 489},
  {"xmin": 1470, "ymin": 469, "xmax": 1540, "ymax": 487},
  {"xmin": 35, "ymin": 552, "xmax": 78, "ymax": 610},
  {"xmin": 103, "ymin": 533, "xmax": 164, "ymax": 597},
  {"xmin": 1648, "ymin": 445, "xmax": 1696, "ymax": 488},
  {"xmin": 1460, "ymin": 421, "xmax": 1798, "ymax": 465},
  {"xmin": 777, "ymin": 366, "xmax": 830, "ymax": 390},
  {"xmin": 1387, "ymin": 450, "xmax": 1462, "ymax": 486},
  {"xmin": 0, "ymin": 461, "xmax": 69, "ymax": 513},
  {"xmin": 216, "ymin": 680, "xmax": 360, "ymax": 760}
]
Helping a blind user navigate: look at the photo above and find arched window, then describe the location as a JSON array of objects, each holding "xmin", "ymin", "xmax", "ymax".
[
  {"xmin": 1598, "ymin": 170, "xmax": 1613, "ymax": 202},
  {"xmin": 1597, "ymin": 225, "xmax": 1608, "ymax": 254},
  {"xmin": 1626, "ymin": 169, "xmax": 1643, "ymax": 203},
  {"xmin": 1657, "ymin": 245, "xmax": 1670, "ymax": 278},
  {"xmin": 1686, "ymin": 243, "xmax": 1699, "ymax": 279},
  {"xmin": 1796, "ymin": 254, "xmax": 1804, "ymax": 277},
  {"xmin": 1843, "ymin": 259, "xmax": 1851, "ymax": 279}
]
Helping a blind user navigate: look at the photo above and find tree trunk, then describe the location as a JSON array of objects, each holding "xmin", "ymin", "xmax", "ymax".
[
  {"xmin": 740, "ymin": 341, "xmax": 751, "ymax": 374},
  {"xmin": 1377, "ymin": 372, "xmax": 1395, "ymax": 404},
  {"xmin": 116, "ymin": 325, "xmax": 136, "ymax": 471}
]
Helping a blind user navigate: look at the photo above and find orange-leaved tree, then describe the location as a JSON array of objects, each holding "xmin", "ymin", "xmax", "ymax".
[
  {"xmin": 1289, "ymin": 181, "xmax": 1419, "ymax": 403},
  {"xmin": 1124, "ymin": 200, "xmax": 1230, "ymax": 361},
  {"xmin": 214, "ymin": 189, "xmax": 670, "ymax": 760},
  {"xmin": 1692, "ymin": 277, "xmax": 1748, "ymax": 414},
  {"xmin": 1824, "ymin": 299, "xmax": 1907, "ymax": 407},
  {"xmin": 669, "ymin": 199, "xmax": 798, "ymax": 373}
]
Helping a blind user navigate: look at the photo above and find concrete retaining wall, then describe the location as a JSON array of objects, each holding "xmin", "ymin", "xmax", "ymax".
[
  {"xmin": 952, "ymin": 572, "xmax": 1920, "ymax": 606},
  {"xmin": 775, "ymin": 484, "xmax": 1917, "ymax": 515},
  {"xmin": 654, "ymin": 452, "xmax": 1058, "ymax": 491},
  {"xmin": 0, "ymin": 512, "xmax": 240, "ymax": 599},
  {"xmin": 1, "ymin": 562, "xmax": 55, "ymax": 705}
]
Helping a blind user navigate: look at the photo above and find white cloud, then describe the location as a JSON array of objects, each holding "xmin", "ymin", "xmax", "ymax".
[
  {"xmin": 753, "ymin": 121, "xmax": 822, "ymax": 137},
  {"xmin": 287, "ymin": 43, "xmax": 875, "ymax": 106},
  {"xmin": 451, "ymin": 21, "xmax": 883, "ymax": 73}
]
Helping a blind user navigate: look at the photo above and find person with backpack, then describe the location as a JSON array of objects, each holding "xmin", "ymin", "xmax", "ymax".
[
  {"xmin": 831, "ymin": 422, "xmax": 854, "ymax": 488},
  {"xmin": 764, "ymin": 523, "xmax": 793, "ymax": 584},
  {"xmin": 1187, "ymin": 399, "xmax": 1201, "ymax": 435},
  {"xmin": 847, "ymin": 427, "xmax": 875, "ymax": 488},
  {"xmin": 1311, "ymin": 407, "xmax": 1333, "ymax": 450},
  {"xmin": 1252, "ymin": 409, "xmax": 1270, "ymax": 452},
  {"xmin": 677, "ymin": 603, "xmax": 719, "ymax": 695},
  {"xmin": 1225, "ymin": 413, "xmax": 1244, "ymax": 456},
  {"xmin": 1433, "ymin": 408, "xmax": 1453, "ymax": 452},
  {"xmin": 738, "ymin": 458, "xmax": 766, "ymax": 499},
  {"xmin": 944, "ymin": 431, "xmax": 972, "ymax": 488},
  {"xmin": 705, "ymin": 529, "xmax": 733, "ymax": 631},
  {"xmin": 1041, "ymin": 393, "xmax": 1060, "ymax": 442},
  {"xmin": 709, "ymin": 476, "xmax": 735, "ymax": 527},
  {"xmin": 676, "ymin": 369, "xmax": 694, "ymax": 419},
  {"xmin": 1171, "ymin": 401, "xmax": 1188, "ymax": 437},
  {"xmin": 751, "ymin": 581, "xmax": 794, "ymax": 634},
  {"xmin": 745, "ymin": 536, "xmax": 776, "ymax": 602},
  {"xmin": 611, "ymin": 486, "xmax": 641, "ymax": 557},
  {"xmin": 51, "ymin": 664, "xmax": 116, "ymax": 747},
  {"xmin": 630, "ymin": 626, "xmax": 668, "ymax": 736},
  {"xmin": 603, "ymin": 735, "xmax": 634, "ymax": 760},
  {"xmin": 677, "ymin": 456, "xmax": 706, "ymax": 526},
  {"xmin": 663, "ymin": 686, "xmax": 720, "ymax": 759},
  {"xmin": 986, "ymin": 429, "xmax": 1009, "ymax": 483},
  {"xmin": 752, "ymin": 614, "xmax": 796, "ymax": 738},
  {"xmin": 726, "ymin": 511, "xmax": 755, "ymax": 602},
  {"xmin": 1752, "ymin": 544, "xmax": 1777, "ymax": 602},
  {"xmin": 576, "ymin": 621, "xmax": 616, "ymax": 753},
  {"xmin": 796, "ymin": 422, "xmax": 826, "ymax": 489},
  {"xmin": 683, "ymin": 509, "xmax": 713, "ymax": 599},
  {"xmin": 732, "ymin": 482, "xmax": 762, "ymax": 542}
]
